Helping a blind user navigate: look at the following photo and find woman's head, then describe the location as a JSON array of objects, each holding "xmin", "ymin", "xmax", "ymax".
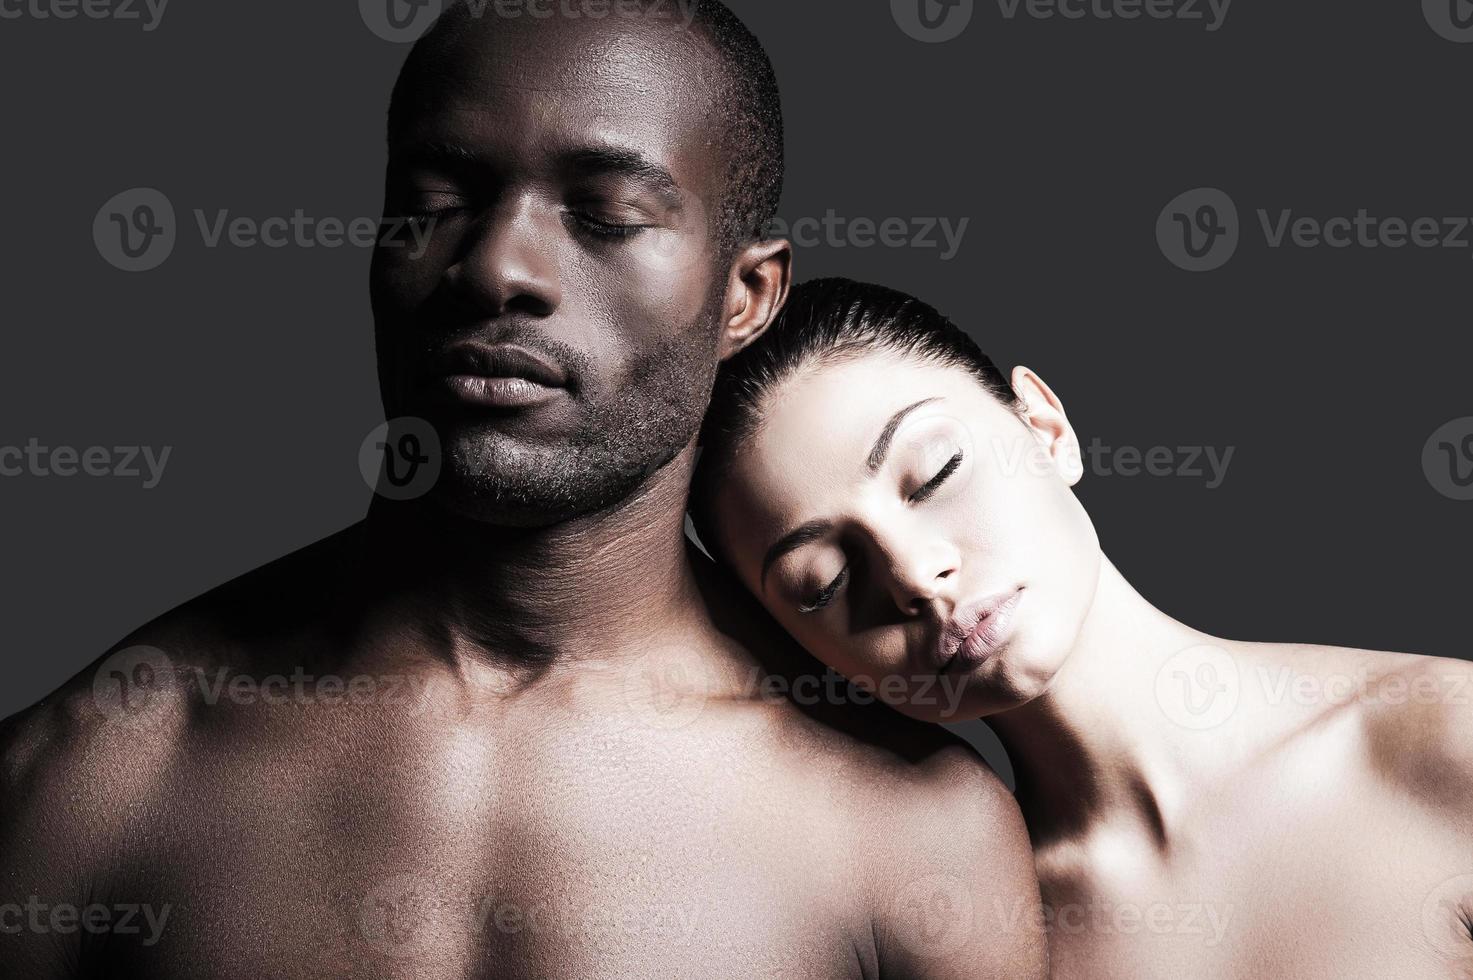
[{"xmin": 690, "ymin": 278, "xmax": 1103, "ymax": 721}]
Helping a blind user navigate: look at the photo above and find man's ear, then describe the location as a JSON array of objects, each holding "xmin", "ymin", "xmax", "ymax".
[
  {"xmin": 1010, "ymin": 364, "xmax": 1085, "ymax": 486},
  {"xmin": 717, "ymin": 238, "xmax": 792, "ymax": 361}
]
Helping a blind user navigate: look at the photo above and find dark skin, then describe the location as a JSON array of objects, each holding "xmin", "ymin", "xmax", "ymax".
[{"xmin": 0, "ymin": 12, "xmax": 1046, "ymax": 979}]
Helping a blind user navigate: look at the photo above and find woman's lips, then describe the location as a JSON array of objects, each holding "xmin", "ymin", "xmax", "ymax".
[{"xmin": 938, "ymin": 588, "xmax": 1024, "ymax": 675}]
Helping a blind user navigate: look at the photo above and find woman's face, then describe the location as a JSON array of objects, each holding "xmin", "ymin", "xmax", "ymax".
[{"xmin": 710, "ymin": 349, "xmax": 1102, "ymax": 722}]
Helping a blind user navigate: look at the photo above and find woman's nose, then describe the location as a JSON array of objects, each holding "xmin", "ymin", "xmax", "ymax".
[{"xmin": 886, "ymin": 544, "xmax": 959, "ymax": 616}]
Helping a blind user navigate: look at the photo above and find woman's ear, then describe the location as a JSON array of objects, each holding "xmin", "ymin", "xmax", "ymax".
[
  {"xmin": 717, "ymin": 238, "xmax": 793, "ymax": 361},
  {"xmin": 1010, "ymin": 364, "xmax": 1084, "ymax": 486}
]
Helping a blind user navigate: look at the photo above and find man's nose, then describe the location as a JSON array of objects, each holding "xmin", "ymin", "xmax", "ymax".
[{"xmin": 443, "ymin": 196, "xmax": 562, "ymax": 317}]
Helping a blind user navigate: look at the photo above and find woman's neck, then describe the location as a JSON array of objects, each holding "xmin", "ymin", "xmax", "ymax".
[{"xmin": 986, "ymin": 555, "xmax": 1227, "ymax": 854}]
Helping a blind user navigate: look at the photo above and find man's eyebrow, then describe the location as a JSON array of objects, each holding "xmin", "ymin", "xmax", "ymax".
[
  {"xmin": 758, "ymin": 396, "xmax": 943, "ymax": 592},
  {"xmin": 760, "ymin": 518, "xmax": 835, "ymax": 592},
  {"xmin": 393, "ymin": 140, "xmax": 484, "ymax": 169},
  {"xmin": 562, "ymin": 146, "xmax": 681, "ymax": 197},
  {"xmin": 866, "ymin": 397, "xmax": 943, "ymax": 473}
]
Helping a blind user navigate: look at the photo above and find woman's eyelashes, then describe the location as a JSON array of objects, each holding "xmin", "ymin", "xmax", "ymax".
[
  {"xmin": 909, "ymin": 450, "xmax": 964, "ymax": 503},
  {"xmin": 798, "ymin": 565, "xmax": 848, "ymax": 614},
  {"xmin": 795, "ymin": 449, "xmax": 965, "ymax": 614}
]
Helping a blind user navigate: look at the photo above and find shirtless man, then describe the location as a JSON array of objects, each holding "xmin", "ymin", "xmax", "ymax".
[{"xmin": 0, "ymin": 2, "xmax": 1047, "ymax": 977}]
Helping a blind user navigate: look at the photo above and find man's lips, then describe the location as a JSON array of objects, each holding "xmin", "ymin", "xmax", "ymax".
[
  {"xmin": 428, "ymin": 341, "xmax": 569, "ymax": 409},
  {"xmin": 935, "ymin": 587, "xmax": 1024, "ymax": 675}
]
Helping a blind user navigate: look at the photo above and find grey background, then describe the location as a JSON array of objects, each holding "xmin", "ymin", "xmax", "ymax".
[{"xmin": 1, "ymin": 0, "xmax": 1469, "ymax": 758}]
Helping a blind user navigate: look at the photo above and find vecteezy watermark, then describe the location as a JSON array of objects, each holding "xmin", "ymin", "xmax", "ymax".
[
  {"xmin": 1154, "ymin": 643, "xmax": 1473, "ymax": 730},
  {"xmin": 619, "ymin": 655, "xmax": 981, "ymax": 734},
  {"xmin": 763, "ymin": 212, "xmax": 971, "ymax": 262},
  {"xmin": 995, "ymin": 0, "xmax": 1231, "ymax": 31},
  {"xmin": 359, "ymin": 417, "xmax": 443, "ymax": 501},
  {"xmin": 1420, "ymin": 873, "xmax": 1473, "ymax": 961},
  {"xmin": 0, "ymin": 0, "xmax": 168, "ymax": 31},
  {"xmin": 1424, "ymin": 0, "xmax": 1473, "ymax": 43},
  {"xmin": 1154, "ymin": 644, "xmax": 1241, "ymax": 730},
  {"xmin": 1423, "ymin": 417, "xmax": 1473, "ymax": 502},
  {"xmin": 888, "ymin": 874, "xmax": 977, "ymax": 958},
  {"xmin": 1079, "ymin": 438, "xmax": 1233, "ymax": 488},
  {"xmin": 359, "ymin": 0, "xmax": 699, "ymax": 44},
  {"xmin": 1159, "ymin": 187, "xmax": 1473, "ymax": 271},
  {"xmin": 1156, "ymin": 188, "xmax": 1239, "ymax": 272},
  {"xmin": 984, "ymin": 431, "xmax": 1235, "ymax": 489},
  {"xmin": 91, "ymin": 645, "xmax": 491, "ymax": 726},
  {"xmin": 994, "ymin": 896, "xmax": 1235, "ymax": 946},
  {"xmin": 895, "ymin": 0, "xmax": 1229, "ymax": 41},
  {"xmin": 0, "ymin": 439, "xmax": 171, "ymax": 489},
  {"xmin": 0, "ymin": 898, "xmax": 172, "ymax": 946},
  {"xmin": 892, "ymin": 0, "xmax": 975, "ymax": 42},
  {"xmin": 358, "ymin": 874, "xmax": 703, "ymax": 959},
  {"xmin": 93, "ymin": 188, "xmax": 437, "ymax": 273},
  {"xmin": 1254, "ymin": 664, "xmax": 1471, "ymax": 709},
  {"xmin": 474, "ymin": 896, "xmax": 702, "ymax": 944}
]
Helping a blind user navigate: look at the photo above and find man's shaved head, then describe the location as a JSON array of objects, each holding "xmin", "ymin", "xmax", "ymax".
[
  {"xmin": 369, "ymin": 0, "xmax": 792, "ymax": 528},
  {"xmin": 387, "ymin": 0, "xmax": 783, "ymax": 251}
]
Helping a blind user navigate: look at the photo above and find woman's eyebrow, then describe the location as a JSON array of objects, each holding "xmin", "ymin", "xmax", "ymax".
[
  {"xmin": 760, "ymin": 519, "xmax": 832, "ymax": 593},
  {"xmin": 866, "ymin": 396, "xmax": 942, "ymax": 473}
]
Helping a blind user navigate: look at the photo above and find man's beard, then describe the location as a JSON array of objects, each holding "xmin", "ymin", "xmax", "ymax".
[{"xmin": 430, "ymin": 309, "xmax": 722, "ymax": 528}]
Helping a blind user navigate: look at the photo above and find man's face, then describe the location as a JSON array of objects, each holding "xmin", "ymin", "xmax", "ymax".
[{"xmin": 371, "ymin": 10, "xmax": 732, "ymax": 526}]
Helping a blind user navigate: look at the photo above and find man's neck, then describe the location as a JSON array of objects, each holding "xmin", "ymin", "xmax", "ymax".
[{"xmin": 353, "ymin": 445, "xmax": 706, "ymax": 674}]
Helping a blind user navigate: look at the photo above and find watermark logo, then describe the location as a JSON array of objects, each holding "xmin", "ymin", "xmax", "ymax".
[
  {"xmin": 620, "ymin": 649, "xmax": 712, "ymax": 732},
  {"xmin": 0, "ymin": 0, "xmax": 169, "ymax": 31},
  {"xmin": 0, "ymin": 440, "xmax": 172, "ymax": 488},
  {"xmin": 1162, "ymin": 188, "xmax": 1473, "ymax": 270},
  {"xmin": 360, "ymin": 0, "xmax": 443, "ymax": 42},
  {"xmin": 0, "ymin": 898, "xmax": 172, "ymax": 946},
  {"xmin": 361, "ymin": 0, "xmax": 700, "ymax": 43},
  {"xmin": 765, "ymin": 211, "xmax": 970, "ymax": 262},
  {"xmin": 1157, "ymin": 187, "xmax": 1239, "ymax": 272},
  {"xmin": 1423, "ymin": 417, "xmax": 1473, "ymax": 501},
  {"xmin": 359, "ymin": 416, "xmax": 443, "ymax": 501},
  {"xmin": 1155, "ymin": 643, "xmax": 1240, "ymax": 730},
  {"xmin": 1424, "ymin": 0, "xmax": 1473, "ymax": 42},
  {"xmin": 996, "ymin": 0, "xmax": 1230, "ymax": 30},
  {"xmin": 892, "ymin": 0, "xmax": 975, "ymax": 42},
  {"xmin": 359, "ymin": 873, "xmax": 442, "ymax": 957},
  {"xmin": 95, "ymin": 188, "xmax": 436, "ymax": 272},
  {"xmin": 994, "ymin": 895, "xmax": 1234, "ymax": 945},
  {"xmin": 888, "ymin": 873, "xmax": 976, "ymax": 957},
  {"xmin": 1420, "ymin": 873, "xmax": 1473, "ymax": 960},
  {"xmin": 94, "ymin": 188, "xmax": 176, "ymax": 272},
  {"xmin": 92, "ymin": 645, "xmax": 176, "ymax": 722}
]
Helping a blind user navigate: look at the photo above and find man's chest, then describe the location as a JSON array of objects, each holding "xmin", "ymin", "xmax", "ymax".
[{"xmin": 88, "ymin": 712, "xmax": 865, "ymax": 979}]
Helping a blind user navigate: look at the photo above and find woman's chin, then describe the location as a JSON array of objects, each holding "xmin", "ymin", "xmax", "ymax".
[{"xmin": 922, "ymin": 645, "xmax": 1062, "ymax": 722}]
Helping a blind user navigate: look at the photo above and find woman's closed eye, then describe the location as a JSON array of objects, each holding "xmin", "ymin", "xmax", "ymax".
[
  {"xmin": 910, "ymin": 450, "xmax": 964, "ymax": 503},
  {"xmin": 798, "ymin": 565, "xmax": 848, "ymax": 614},
  {"xmin": 795, "ymin": 450, "xmax": 964, "ymax": 614}
]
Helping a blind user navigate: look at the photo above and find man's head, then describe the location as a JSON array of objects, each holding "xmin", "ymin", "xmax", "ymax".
[{"xmin": 371, "ymin": 0, "xmax": 791, "ymax": 526}]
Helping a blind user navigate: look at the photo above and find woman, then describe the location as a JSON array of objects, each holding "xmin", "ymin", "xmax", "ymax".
[{"xmin": 688, "ymin": 277, "xmax": 1473, "ymax": 979}]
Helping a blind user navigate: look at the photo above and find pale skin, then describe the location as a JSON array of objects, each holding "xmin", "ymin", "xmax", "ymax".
[
  {"xmin": 0, "ymin": 12, "xmax": 1049, "ymax": 980},
  {"xmin": 711, "ymin": 348, "xmax": 1473, "ymax": 979}
]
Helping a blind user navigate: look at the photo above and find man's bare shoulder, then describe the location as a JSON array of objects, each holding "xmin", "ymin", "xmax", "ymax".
[
  {"xmin": 714, "ymin": 691, "xmax": 1045, "ymax": 976},
  {"xmin": 1, "ymin": 523, "xmax": 367, "ymax": 826}
]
